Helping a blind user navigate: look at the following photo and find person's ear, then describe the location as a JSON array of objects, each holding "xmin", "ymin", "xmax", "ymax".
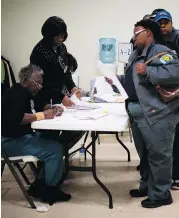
[
  {"xmin": 146, "ymin": 29, "xmax": 152, "ymax": 37},
  {"xmin": 23, "ymin": 80, "xmax": 28, "ymax": 87}
]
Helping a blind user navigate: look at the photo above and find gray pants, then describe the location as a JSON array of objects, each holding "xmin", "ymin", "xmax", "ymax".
[{"xmin": 128, "ymin": 102, "xmax": 179, "ymax": 200}]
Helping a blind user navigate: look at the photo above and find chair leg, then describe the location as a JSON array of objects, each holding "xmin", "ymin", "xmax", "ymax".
[
  {"xmin": 1, "ymin": 149, "xmax": 36, "ymax": 209},
  {"xmin": 21, "ymin": 163, "xmax": 28, "ymax": 171},
  {"xmin": 14, "ymin": 163, "xmax": 31, "ymax": 185},
  {"xmin": 28, "ymin": 163, "xmax": 38, "ymax": 177},
  {"xmin": 1, "ymin": 163, "xmax": 5, "ymax": 177}
]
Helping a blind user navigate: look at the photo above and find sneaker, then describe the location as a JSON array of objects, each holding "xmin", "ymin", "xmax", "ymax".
[
  {"xmin": 141, "ymin": 195, "xmax": 173, "ymax": 208},
  {"xmin": 171, "ymin": 181, "xmax": 179, "ymax": 190},
  {"xmin": 129, "ymin": 188, "xmax": 148, "ymax": 197}
]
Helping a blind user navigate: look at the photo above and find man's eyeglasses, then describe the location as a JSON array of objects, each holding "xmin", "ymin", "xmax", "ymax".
[
  {"xmin": 133, "ymin": 29, "xmax": 146, "ymax": 39},
  {"xmin": 30, "ymin": 79, "xmax": 43, "ymax": 89}
]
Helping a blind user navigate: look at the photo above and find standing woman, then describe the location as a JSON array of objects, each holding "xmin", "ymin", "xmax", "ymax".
[
  {"xmin": 30, "ymin": 16, "xmax": 85, "ymax": 153},
  {"xmin": 30, "ymin": 16, "xmax": 81, "ymax": 108},
  {"xmin": 123, "ymin": 19, "xmax": 179, "ymax": 208}
]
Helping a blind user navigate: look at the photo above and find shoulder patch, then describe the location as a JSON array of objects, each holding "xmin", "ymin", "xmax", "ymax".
[{"xmin": 160, "ymin": 54, "xmax": 173, "ymax": 64}]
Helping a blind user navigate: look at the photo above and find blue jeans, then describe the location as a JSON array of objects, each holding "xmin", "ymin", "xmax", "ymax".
[{"xmin": 2, "ymin": 133, "xmax": 64, "ymax": 186}]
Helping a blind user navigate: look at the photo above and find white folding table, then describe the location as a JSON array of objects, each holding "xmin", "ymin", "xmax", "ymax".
[{"xmin": 31, "ymin": 102, "xmax": 130, "ymax": 209}]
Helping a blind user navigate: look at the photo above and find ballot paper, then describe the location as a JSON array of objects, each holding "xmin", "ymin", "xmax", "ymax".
[
  {"xmin": 69, "ymin": 93, "xmax": 100, "ymax": 110},
  {"xmin": 98, "ymin": 60, "xmax": 128, "ymax": 100}
]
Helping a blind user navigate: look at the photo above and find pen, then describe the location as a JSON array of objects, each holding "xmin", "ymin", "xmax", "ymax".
[{"xmin": 50, "ymin": 99, "xmax": 52, "ymax": 109}]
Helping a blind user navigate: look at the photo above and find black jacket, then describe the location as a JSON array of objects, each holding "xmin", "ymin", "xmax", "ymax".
[
  {"xmin": 30, "ymin": 39, "xmax": 75, "ymax": 111},
  {"xmin": 164, "ymin": 28, "xmax": 179, "ymax": 57}
]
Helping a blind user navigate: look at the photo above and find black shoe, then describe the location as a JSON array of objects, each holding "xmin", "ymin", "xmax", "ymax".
[
  {"xmin": 129, "ymin": 188, "xmax": 148, "ymax": 197},
  {"xmin": 141, "ymin": 196, "xmax": 173, "ymax": 208},
  {"xmin": 171, "ymin": 181, "xmax": 179, "ymax": 190},
  {"xmin": 40, "ymin": 186, "xmax": 71, "ymax": 206},
  {"xmin": 27, "ymin": 180, "xmax": 71, "ymax": 205}
]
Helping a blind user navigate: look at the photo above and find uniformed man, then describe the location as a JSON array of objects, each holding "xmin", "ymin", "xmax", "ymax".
[
  {"xmin": 154, "ymin": 10, "xmax": 179, "ymax": 56},
  {"xmin": 124, "ymin": 19, "xmax": 179, "ymax": 208},
  {"xmin": 154, "ymin": 10, "xmax": 179, "ymax": 190}
]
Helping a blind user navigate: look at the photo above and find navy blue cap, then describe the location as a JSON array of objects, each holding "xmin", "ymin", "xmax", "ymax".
[{"xmin": 154, "ymin": 10, "xmax": 172, "ymax": 22}]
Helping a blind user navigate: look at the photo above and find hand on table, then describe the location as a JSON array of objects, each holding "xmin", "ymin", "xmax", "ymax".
[
  {"xmin": 43, "ymin": 109, "xmax": 57, "ymax": 119},
  {"xmin": 52, "ymin": 105, "xmax": 64, "ymax": 116},
  {"xmin": 71, "ymin": 87, "xmax": 82, "ymax": 99},
  {"xmin": 62, "ymin": 96, "xmax": 74, "ymax": 107}
]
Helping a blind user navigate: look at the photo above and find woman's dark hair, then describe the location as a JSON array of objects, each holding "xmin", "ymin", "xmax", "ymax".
[
  {"xmin": 135, "ymin": 19, "xmax": 165, "ymax": 45},
  {"xmin": 41, "ymin": 16, "xmax": 68, "ymax": 41},
  {"xmin": 67, "ymin": 53, "xmax": 78, "ymax": 73}
]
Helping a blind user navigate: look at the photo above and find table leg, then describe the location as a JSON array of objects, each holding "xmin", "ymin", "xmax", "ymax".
[
  {"xmin": 91, "ymin": 131, "xmax": 113, "ymax": 209},
  {"xmin": 116, "ymin": 133, "xmax": 131, "ymax": 162}
]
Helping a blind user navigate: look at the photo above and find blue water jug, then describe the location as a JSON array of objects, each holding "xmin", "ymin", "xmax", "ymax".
[{"xmin": 99, "ymin": 38, "xmax": 116, "ymax": 63}]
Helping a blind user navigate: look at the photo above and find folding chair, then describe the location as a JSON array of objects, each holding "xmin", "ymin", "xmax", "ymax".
[{"xmin": 1, "ymin": 146, "xmax": 38, "ymax": 209}]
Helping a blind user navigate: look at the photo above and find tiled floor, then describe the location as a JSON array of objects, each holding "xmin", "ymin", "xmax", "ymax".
[{"xmin": 1, "ymin": 134, "xmax": 179, "ymax": 218}]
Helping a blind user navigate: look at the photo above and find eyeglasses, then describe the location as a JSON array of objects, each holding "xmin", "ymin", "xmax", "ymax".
[
  {"xmin": 133, "ymin": 29, "xmax": 146, "ymax": 39},
  {"xmin": 30, "ymin": 79, "xmax": 43, "ymax": 89}
]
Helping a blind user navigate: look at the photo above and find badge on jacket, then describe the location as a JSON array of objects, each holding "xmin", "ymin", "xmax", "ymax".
[{"xmin": 160, "ymin": 54, "xmax": 173, "ymax": 64}]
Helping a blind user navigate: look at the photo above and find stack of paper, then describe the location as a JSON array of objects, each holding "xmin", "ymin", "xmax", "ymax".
[{"xmin": 69, "ymin": 94, "xmax": 100, "ymax": 110}]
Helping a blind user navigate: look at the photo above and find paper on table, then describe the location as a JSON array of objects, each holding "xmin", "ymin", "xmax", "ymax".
[
  {"xmin": 70, "ymin": 94, "xmax": 100, "ymax": 110},
  {"xmin": 74, "ymin": 111, "xmax": 108, "ymax": 120},
  {"xmin": 93, "ymin": 93, "xmax": 124, "ymax": 103},
  {"xmin": 98, "ymin": 60, "xmax": 128, "ymax": 100}
]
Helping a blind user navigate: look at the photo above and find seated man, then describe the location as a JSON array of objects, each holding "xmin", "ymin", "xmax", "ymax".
[{"xmin": 1, "ymin": 64, "xmax": 71, "ymax": 205}]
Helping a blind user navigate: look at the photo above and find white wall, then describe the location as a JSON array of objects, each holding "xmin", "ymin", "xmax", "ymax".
[{"xmin": 2, "ymin": 0, "xmax": 179, "ymax": 89}]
